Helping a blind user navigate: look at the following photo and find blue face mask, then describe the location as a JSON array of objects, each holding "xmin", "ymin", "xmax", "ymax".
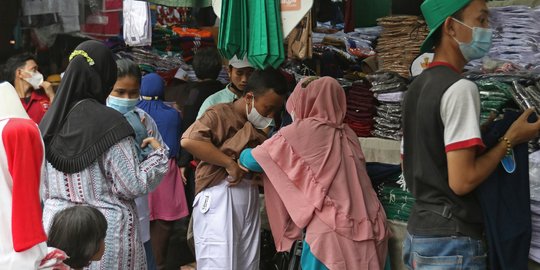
[
  {"xmin": 106, "ymin": 95, "xmax": 139, "ymax": 114},
  {"xmin": 452, "ymin": 18, "xmax": 493, "ymax": 62}
]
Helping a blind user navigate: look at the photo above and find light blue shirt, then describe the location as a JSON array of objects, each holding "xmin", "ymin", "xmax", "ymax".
[{"xmin": 196, "ymin": 85, "xmax": 239, "ymax": 119}]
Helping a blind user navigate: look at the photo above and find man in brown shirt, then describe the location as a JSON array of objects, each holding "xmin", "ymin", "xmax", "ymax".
[{"xmin": 181, "ymin": 68, "xmax": 287, "ymax": 270}]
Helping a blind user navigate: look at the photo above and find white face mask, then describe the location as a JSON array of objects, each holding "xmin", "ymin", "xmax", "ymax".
[
  {"xmin": 246, "ymin": 99, "xmax": 273, "ymax": 129},
  {"xmin": 290, "ymin": 111, "xmax": 295, "ymax": 122},
  {"xmin": 23, "ymin": 70, "xmax": 44, "ymax": 90}
]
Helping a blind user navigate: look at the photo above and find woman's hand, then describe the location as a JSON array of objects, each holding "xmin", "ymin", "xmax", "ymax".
[
  {"xmin": 226, "ymin": 159, "xmax": 248, "ymax": 186},
  {"xmin": 142, "ymin": 137, "xmax": 162, "ymax": 150}
]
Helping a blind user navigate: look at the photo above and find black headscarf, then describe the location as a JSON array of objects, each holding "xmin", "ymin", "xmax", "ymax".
[{"xmin": 39, "ymin": 40, "xmax": 134, "ymax": 173}]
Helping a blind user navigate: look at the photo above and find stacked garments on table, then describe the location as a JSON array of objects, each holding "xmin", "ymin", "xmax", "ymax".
[
  {"xmin": 468, "ymin": 5, "xmax": 540, "ymax": 71},
  {"xmin": 116, "ymin": 48, "xmax": 186, "ymax": 84},
  {"xmin": 367, "ymin": 72, "xmax": 408, "ymax": 141},
  {"xmin": 311, "ymin": 26, "xmax": 382, "ymax": 60},
  {"xmin": 472, "ymin": 78, "xmax": 514, "ymax": 124},
  {"xmin": 467, "ymin": 73, "xmax": 540, "ymax": 152},
  {"xmin": 375, "ymin": 16, "xmax": 429, "ymax": 78},
  {"xmin": 345, "ymin": 26, "xmax": 383, "ymax": 59},
  {"xmin": 152, "ymin": 26, "xmax": 215, "ymax": 62},
  {"xmin": 378, "ymin": 186, "xmax": 415, "ymax": 222},
  {"xmin": 366, "ymin": 163, "xmax": 414, "ymax": 222},
  {"xmin": 345, "ymin": 80, "xmax": 376, "ymax": 137},
  {"xmin": 152, "ymin": 26, "xmax": 184, "ymax": 53}
]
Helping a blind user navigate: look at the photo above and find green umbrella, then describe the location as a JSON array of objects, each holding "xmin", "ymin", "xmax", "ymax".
[
  {"xmin": 247, "ymin": 0, "xmax": 285, "ymax": 69},
  {"xmin": 248, "ymin": 0, "xmax": 268, "ymax": 68},
  {"xmin": 267, "ymin": 0, "xmax": 285, "ymax": 68},
  {"xmin": 218, "ymin": 0, "xmax": 247, "ymax": 60}
]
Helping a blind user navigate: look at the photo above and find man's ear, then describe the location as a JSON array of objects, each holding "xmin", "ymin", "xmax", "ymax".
[
  {"xmin": 442, "ymin": 17, "xmax": 457, "ymax": 37},
  {"xmin": 15, "ymin": 68, "xmax": 23, "ymax": 79}
]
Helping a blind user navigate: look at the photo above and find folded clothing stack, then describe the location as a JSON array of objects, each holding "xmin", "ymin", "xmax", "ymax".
[
  {"xmin": 367, "ymin": 72, "xmax": 408, "ymax": 141},
  {"xmin": 345, "ymin": 80, "xmax": 376, "ymax": 137},
  {"xmin": 152, "ymin": 26, "xmax": 215, "ymax": 63},
  {"xmin": 366, "ymin": 162, "xmax": 414, "ymax": 222},
  {"xmin": 473, "ymin": 78, "xmax": 514, "ymax": 124},
  {"xmin": 468, "ymin": 5, "xmax": 540, "ymax": 71}
]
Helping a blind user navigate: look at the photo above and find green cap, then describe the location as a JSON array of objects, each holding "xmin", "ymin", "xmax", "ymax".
[{"xmin": 420, "ymin": 0, "xmax": 471, "ymax": 53}]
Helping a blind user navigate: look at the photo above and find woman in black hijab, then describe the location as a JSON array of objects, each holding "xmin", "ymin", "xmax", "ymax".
[{"xmin": 39, "ymin": 40, "xmax": 169, "ymax": 270}]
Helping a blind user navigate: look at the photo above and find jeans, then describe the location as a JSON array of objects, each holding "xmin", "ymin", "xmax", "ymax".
[
  {"xmin": 402, "ymin": 232, "xmax": 486, "ymax": 270},
  {"xmin": 144, "ymin": 240, "xmax": 157, "ymax": 270}
]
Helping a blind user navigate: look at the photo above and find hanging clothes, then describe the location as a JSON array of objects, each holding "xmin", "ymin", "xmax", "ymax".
[
  {"xmin": 124, "ymin": 0, "xmax": 152, "ymax": 47},
  {"xmin": 104, "ymin": 0, "xmax": 123, "ymax": 11},
  {"xmin": 476, "ymin": 110, "xmax": 532, "ymax": 270},
  {"xmin": 287, "ymin": 12, "xmax": 313, "ymax": 60},
  {"xmin": 58, "ymin": 0, "xmax": 80, "ymax": 33}
]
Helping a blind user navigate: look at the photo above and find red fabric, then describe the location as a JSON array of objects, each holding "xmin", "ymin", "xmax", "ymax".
[
  {"xmin": 445, "ymin": 137, "xmax": 485, "ymax": 153},
  {"xmin": 171, "ymin": 27, "xmax": 213, "ymax": 38},
  {"xmin": 3, "ymin": 118, "xmax": 47, "ymax": 252},
  {"xmin": 20, "ymin": 91, "xmax": 50, "ymax": 124},
  {"xmin": 104, "ymin": 0, "xmax": 122, "ymax": 11},
  {"xmin": 429, "ymin": 61, "xmax": 461, "ymax": 74}
]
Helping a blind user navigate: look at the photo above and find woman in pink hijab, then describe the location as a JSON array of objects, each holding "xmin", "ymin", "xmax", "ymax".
[{"xmin": 239, "ymin": 76, "xmax": 389, "ymax": 269}]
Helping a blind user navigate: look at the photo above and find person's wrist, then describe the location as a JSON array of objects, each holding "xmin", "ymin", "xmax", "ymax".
[
  {"xmin": 225, "ymin": 158, "xmax": 236, "ymax": 169},
  {"xmin": 499, "ymin": 136, "xmax": 512, "ymax": 155}
]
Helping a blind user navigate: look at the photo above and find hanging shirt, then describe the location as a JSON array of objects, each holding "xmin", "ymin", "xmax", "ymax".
[{"xmin": 123, "ymin": 0, "xmax": 152, "ymax": 47}]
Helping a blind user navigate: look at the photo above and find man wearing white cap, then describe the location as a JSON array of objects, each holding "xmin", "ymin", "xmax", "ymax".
[{"xmin": 196, "ymin": 55, "xmax": 254, "ymax": 119}]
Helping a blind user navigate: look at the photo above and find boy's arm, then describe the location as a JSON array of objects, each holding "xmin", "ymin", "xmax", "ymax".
[{"xmin": 181, "ymin": 139, "xmax": 247, "ymax": 185}]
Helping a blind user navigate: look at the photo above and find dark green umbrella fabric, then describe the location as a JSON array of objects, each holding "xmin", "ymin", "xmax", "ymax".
[
  {"xmin": 266, "ymin": 0, "xmax": 285, "ymax": 68},
  {"xmin": 219, "ymin": 0, "xmax": 285, "ymax": 69},
  {"xmin": 218, "ymin": 0, "xmax": 247, "ymax": 60},
  {"xmin": 248, "ymin": 0, "xmax": 268, "ymax": 68}
]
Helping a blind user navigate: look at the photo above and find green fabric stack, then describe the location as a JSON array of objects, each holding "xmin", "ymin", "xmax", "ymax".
[
  {"xmin": 475, "ymin": 79, "xmax": 514, "ymax": 124},
  {"xmin": 378, "ymin": 186, "xmax": 415, "ymax": 222},
  {"xmin": 145, "ymin": 0, "xmax": 211, "ymax": 7},
  {"xmin": 218, "ymin": 0, "xmax": 285, "ymax": 69}
]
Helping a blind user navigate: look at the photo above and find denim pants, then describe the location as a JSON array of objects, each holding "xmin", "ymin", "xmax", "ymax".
[{"xmin": 402, "ymin": 232, "xmax": 487, "ymax": 269}]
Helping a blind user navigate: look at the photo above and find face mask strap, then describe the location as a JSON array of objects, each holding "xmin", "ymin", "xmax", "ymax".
[{"xmin": 451, "ymin": 17, "xmax": 473, "ymax": 30}]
